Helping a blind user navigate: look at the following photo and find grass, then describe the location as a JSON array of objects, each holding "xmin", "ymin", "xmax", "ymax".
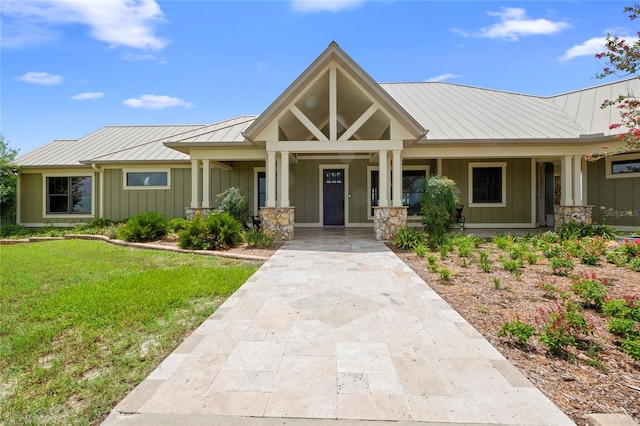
[{"xmin": 0, "ymin": 240, "xmax": 258, "ymax": 425}]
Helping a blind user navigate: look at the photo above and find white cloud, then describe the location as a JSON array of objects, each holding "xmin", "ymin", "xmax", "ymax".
[
  {"xmin": 71, "ymin": 92, "xmax": 104, "ymax": 100},
  {"xmin": 1, "ymin": 0, "xmax": 167, "ymax": 50},
  {"xmin": 562, "ymin": 35, "xmax": 639, "ymax": 61},
  {"xmin": 123, "ymin": 95, "xmax": 193, "ymax": 109},
  {"xmin": 426, "ymin": 73, "xmax": 461, "ymax": 83},
  {"xmin": 291, "ymin": 0, "xmax": 366, "ymax": 13},
  {"xmin": 17, "ymin": 71, "xmax": 62, "ymax": 85},
  {"xmin": 475, "ymin": 8, "xmax": 570, "ymax": 41}
]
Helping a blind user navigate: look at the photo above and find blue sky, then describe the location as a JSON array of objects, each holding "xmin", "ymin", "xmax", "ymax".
[{"xmin": 2, "ymin": 0, "xmax": 638, "ymax": 156}]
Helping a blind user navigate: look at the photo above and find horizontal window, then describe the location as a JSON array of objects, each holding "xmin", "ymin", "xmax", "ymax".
[
  {"xmin": 123, "ymin": 169, "xmax": 170, "ymax": 189},
  {"xmin": 368, "ymin": 166, "xmax": 429, "ymax": 217},
  {"xmin": 468, "ymin": 162, "xmax": 506, "ymax": 207},
  {"xmin": 46, "ymin": 176, "xmax": 93, "ymax": 215},
  {"xmin": 606, "ymin": 154, "xmax": 640, "ymax": 179}
]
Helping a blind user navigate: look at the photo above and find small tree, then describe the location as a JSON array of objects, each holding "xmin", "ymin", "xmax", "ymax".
[
  {"xmin": 0, "ymin": 133, "xmax": 19, "ymax": 224},
  {"xmin": 588, "ymin": 5, "xmax": 640, "ymax": 158},
  {"xmin": 217, "ymin": 187, "xmax": 251, "ymax": 226},
  {"xmin": 420, "ymin": 175, "xmax": 460, "ymax": 247}
]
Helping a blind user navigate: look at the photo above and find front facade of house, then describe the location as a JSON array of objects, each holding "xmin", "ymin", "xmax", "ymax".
[{"xmin": 15, "ymin": 43, "xmax": 640, "ymax": 238}]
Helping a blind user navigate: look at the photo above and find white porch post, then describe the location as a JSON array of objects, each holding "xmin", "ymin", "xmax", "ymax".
[
  {"xmin": 378, "ymin": 150, "xmax": 388, "ymax": 207},
  {"xmin": 572, "ymin": 155, "xmax": 582, "ymax": 206},
  {"xmin": 392, "ymin": 149, "xmax": 402, "ymax": 207},
  {"xmin": 280, "ymin": 151, "xmax": 290, "ymax": 207},
  {"xmin": 561, "ymin": 155, "xmax": 573, "ymax": 206},
  {"xmin": 190, "ymin": 159, "xmax": 199, "ymax": 208},
  {"xmin": 266, "ymin": 151, "xmax": 276, "ymax": 208},
  {"xmin": 202, "ymin": 159, "xmax": 211, "ymax": 208}
]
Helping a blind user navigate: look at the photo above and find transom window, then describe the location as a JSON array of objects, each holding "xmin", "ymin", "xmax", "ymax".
[
  {"xmin": 123, "ymin": 169, "xmax": 170, "ymax": 189},
  {"xmin": 368, "ymin": 166, "xmax": 429, "ymax": 217},
  {"xmin": 606, "ymin": 153, "xmax": 640, "ymax": 178},
  {"xmin": 46, "ymin": 176, "xmax": 93, "ymax": 215},
  {"xmin": 468, "ymin": 162, "xmax": 506, "ymax": 207}
]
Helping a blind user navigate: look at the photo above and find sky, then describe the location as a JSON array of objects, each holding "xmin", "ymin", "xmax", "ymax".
[{"xmin": 1, "ymin": 0, "xmax": 638, "ymax": 156}]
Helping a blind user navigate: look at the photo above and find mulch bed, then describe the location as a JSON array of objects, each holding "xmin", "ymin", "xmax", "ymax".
[{"xmin": 391, "ymin": 243, "xmax": 640, "ymax": 426}]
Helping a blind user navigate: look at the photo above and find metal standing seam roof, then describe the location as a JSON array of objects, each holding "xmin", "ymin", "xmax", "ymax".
[{"xmin": 164, "ymin": 116, "xmax": 257, "ymax": 144}]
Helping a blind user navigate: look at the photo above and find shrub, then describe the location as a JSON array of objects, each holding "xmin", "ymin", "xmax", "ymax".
[
  {"xmin": 525, "ymin": 252, "xmax": 539, "ymax": 265},
  {"xmin": 118, "ymin": 212, "xmax": 168, "ymax": 242},
  {"xmin": 493, "ymin": 277, "xmax": 501, "ymax": 289},
  {"xmin": 571, "ymin": 273, "xmax": 607, "ymax": 308},
  {"xmin": 414, "ymin": 244, "xmax": 427, "ymax": 257},
  {"xmin": 539, "ymin": 280, "xmax": 558, "ymax": 298},
  {"xmin": 537, "ymin": 302, "xmax": 592, "ymax": 356},
  {"xmin": 243, "ymin": 229, "xmax": 275, "ymax": 249},
  {"xmin": 217, "ymin": 187, "xmax": 251, "ymax": 226},
  {"xmin": 420, "ymin": 176, "xmax": 460, "ymax": 247},
  {"xmin": 0, "ymin": 223, "xmax": 27, "ymax": 237},
  {"xmin": 499, "ymin": 321, "xmax": 536, "ymax": 344},
  {"xmin": 478, "ymin": 251, "xmax": 491, "ymax": 273},
  {"xmin": 178, "ymin": 212, "xmax": 242, "ymax": 250},
  {"xmin": 392, "ymin": 228, "xmax": 425, "ymax": 250},
  {"xmin": 439, "ymin": 268, "xmax": 451, "ymax": 281},
  {"xmin": 502, "ymin": 258, "xmax": 523, "ymax": 273},
  {"xmin": 549, "ymin": 255, "xmax": 574, "ymax": 276},
  {"xmin": 168, "ymin": 217, "xmax": 188, "ymax": 233},
  {"xmin": 608, "ymin": 318, "xmax": 638, "ymax": 338},
  {"xmin": 622, "ymin": 338, "xmax": 640, "ymax": 360}
]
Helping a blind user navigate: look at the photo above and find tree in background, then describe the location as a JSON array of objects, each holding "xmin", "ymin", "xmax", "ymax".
[
  {"xmin": 589, "ymin": 5, "xmax": 640, "ymax": 159},
  {"xmin": 0, "ymin": 133, "xmax": 19, "ymax": 224}
]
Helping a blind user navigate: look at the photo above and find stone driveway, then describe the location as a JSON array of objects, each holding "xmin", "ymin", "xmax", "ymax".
[{"xmin": 103, "ymin": 229, "xmax": 575, "ymax": 425}]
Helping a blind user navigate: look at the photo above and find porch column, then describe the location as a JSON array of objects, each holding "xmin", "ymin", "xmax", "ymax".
[
  {"xmin": 266, "ymin": 151, "xmax": 276, "ymax": 208},
  {"xmin": 572, "ymin": 155, "xmax": 582, "ymax": 206},
  {"xmin": 190, "ymin": 159, "xmax": 199, "ymax": 208},
  {"xmin": 561, "ymin": 155, "xmax": 573, "ymax": 206},
  {"xmin": 378, "ymin": 150, "xmax": 388, "ymax": 207},
  {"xmin": 392, "ymin": 149, "xmax": 402, "ymax": 207},
  {"xmin": 280, "ymin": 151, "xmax": 290, "ymax": 207},
  {"xmin": 202, "ymin": 159, "xmax": 211, "ymax": 208}
]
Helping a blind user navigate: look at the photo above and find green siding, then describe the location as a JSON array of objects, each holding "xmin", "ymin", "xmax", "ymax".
[
  {"xmin": 442, "ymin": 158, "xmax": 532, "ymax": 224},
  {"xmin": 587, "ymin": 159, "xmax": 640, "ymax": 227}
]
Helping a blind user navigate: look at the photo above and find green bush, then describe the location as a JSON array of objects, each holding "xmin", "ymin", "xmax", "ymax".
[
  {"xmin": 0, "ymin": 223, "xmax": 28, "ymax": 238},
  {"xmin": 243, "ymin": 229, "xmax": 275, "ymax": 249},
  {"xmin": 607, "ymin": 318, "xmax": 638, "ymax": 338},
  {"xmin": 217, "ymin": 187, "xmax": 251, "ymax": 226},
  {"xmin": 420, "ymin": 175, "xmax": 460, "ymax": 247},
  {"xmin": 168, "ymin": 217, "xmax": 188, "ymax": 233},
  {"xmin": 499, "ymin": 321, "xmax": 536, "ymax": 344},
  {"xmin": 478, "ymin": 251, "xmax": 491, "ymax": 273},
  {"xmin": 537, "ymin": 302, "xmax": 592, "ymax": 356},
  {"xmin": 622, "ymin": 338, "xmax": 640, "ymax": 360},
  {"xmin": 392, "ymin": 228, "xmax": 426, "ymax": 250},
  {"xmin": 178, "ymin": 212, "xmax": 242, "ymax": 250},
  {"xmin": 117, "ymin": 212, "xmax": 168, "ymax": 242},
  {"xmin": 571, "ymin": 274, "xmax": 607, "ymax": 309},
  {"xmin": 602, "ymin": 298, "xmax": 635, "ymax": 319},
  {"xmin": 549, "ymin": 256, "xmax": 574, "ymax": 276},
  {"xmin": 414, "ymin": 244, "xmax": 427, "ymax": 257}
]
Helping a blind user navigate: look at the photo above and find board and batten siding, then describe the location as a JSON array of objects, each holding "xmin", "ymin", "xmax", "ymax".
[
  {"xmin": 103, "ymin": 162, "xmax": 264, "ymax": 221},
  {"xmin": 587, "ymin": 159, "xmax": 640, "ymax": 227},
  {"xmin": 441, "ymin": 158, "xmax": 532, "ymax": 224},
  {"xmin": 19, "ymin": 171, "xmax": 100, "ymax": 225}
]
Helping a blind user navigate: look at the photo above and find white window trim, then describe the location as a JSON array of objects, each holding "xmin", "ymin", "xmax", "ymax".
[
  {"xmin": 122, "ymin": 168, "xmax": 171, "ymax": 190},
  {"xmin": 319, "ymin": 164, "xmax": 349, "ymax": 227},
  {"xmin": 468, "ymin": 162, "xmax": 507, "ymax": 207},
  {"xmin": 605, "ymin": 152, "xmax": 640, "ymax": 179},
  {"xmin": 42, "ymin": 172, "xmax": 96, "ymax": 219},
  {"xmin": 253, "ymin": 167, "xmax": 266, "ymax": 215},
  {"xmin": 367, "ymin": 165, "xmax": 430, "ymax": 219}
]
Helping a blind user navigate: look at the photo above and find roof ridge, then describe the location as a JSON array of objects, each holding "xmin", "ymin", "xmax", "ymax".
[
  {"xmin": 547, "ymin": 76, "xmax": 639, "ymax": 98},
  {"xmin": 380, "ymin": 81, "xmax": 543, "ymax": 98},
  {"xmin": 174, "ymin": 116, "xmax": 257, "ymax": 142}
]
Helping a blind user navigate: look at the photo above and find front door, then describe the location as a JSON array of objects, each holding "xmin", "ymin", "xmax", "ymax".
[{"xmin": 323, "ymin": 169, "xmax": 345, "ymax": 226}]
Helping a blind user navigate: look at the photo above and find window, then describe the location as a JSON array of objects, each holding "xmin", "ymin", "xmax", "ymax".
[
  {"xmin": 254, "ymin": 168, "xmax": 267, "ymax": 214},
  {"xmin": 123, "ymin": 169, "xmax": 170, "ymax": 189},
  {"xmin": 368, "ymin": 166, "xmax": 429, "ymax": 217},
  {"xmin": 606, "ymin": 154, "xmax": 640, "ymax": 179},
  {"xmin": 468, "ymin": 162, "xmax": 506, "ymax": 207},
  {"xmin": 46, "ymin": 176, "xmax": 93, "ymax": 215}
]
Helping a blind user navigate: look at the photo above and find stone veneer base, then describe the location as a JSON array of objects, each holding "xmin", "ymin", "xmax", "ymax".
[
  {"xmin": 260, "ymin": 207, "xmax": 295, "ymax": 241},
  {"xmin": 553, "ymin": 205, "xmax": 593, "ymax": 231},
  {"xmin": 374, "ymin": 206, "xmax": 407, "ymax": 241}
]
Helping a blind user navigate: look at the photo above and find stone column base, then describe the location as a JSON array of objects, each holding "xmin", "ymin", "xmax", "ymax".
[
  {"xmin": 185, "ymin": 207, "xmax": 216, "ymax": 220},
  {"xmin": 374, "ymin": 206, "xmax": 407, "ymax": 241},
  {"xmin": 260, "ymin": 207, "xmax": 295, "ymax": 241},
  {"xmin": 553, "ymin": 205, "xmax": 593, "ymax": 231}
]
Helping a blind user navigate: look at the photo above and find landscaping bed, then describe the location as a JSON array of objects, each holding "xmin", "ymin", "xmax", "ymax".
[{"xmin": 391, "ymin": 232, "xmax": 640, "ymax": 425}]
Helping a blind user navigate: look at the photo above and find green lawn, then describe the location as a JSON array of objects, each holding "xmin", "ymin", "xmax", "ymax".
[{"xmin": 0, "ymin": 240, "xmax": 258, "ymax": 425}]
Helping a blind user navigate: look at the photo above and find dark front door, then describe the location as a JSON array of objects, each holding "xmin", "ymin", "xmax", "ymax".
[{"xmin": 323, "ymin": 169, "xmax": 345, "ymax": 226}]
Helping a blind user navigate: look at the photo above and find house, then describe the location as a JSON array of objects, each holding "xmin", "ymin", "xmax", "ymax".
[{"xmin": 15, "ymin": 42, "xmax": 640, "ymax": 240}]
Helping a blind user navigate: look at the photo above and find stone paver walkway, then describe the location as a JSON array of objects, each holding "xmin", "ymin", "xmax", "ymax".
[{"xmin": 103, "ymin": 229, "xmax": 575, "ymax": 425}]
